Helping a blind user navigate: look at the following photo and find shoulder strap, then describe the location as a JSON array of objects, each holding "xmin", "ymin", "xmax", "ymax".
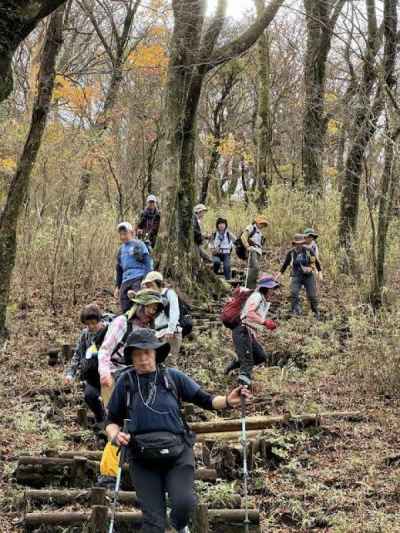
[
  {"xmin": 160, "ymin": 367, "xmax": 192, "ymax": 434},
  {"xmin": 110, "ymin": 314, "xmax": 132, "ymax": 358},
  {"xmin": 250, "ymin": 225, "xmax": 257, "ymax": 238},
  {"xmin": 123, "ymin": 368, "xmax": 138, "ymax": 411}
]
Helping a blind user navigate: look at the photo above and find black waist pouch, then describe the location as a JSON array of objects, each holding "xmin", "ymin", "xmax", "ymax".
[{"xmin": 130, "ymin": 432, "xmax": 185, "ymax": 463}]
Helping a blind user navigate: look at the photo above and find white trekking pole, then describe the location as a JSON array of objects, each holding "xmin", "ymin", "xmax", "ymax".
[
  {"xmin": 240, "ymin": 392, "xmax": 250, "ymax": 533},
  {"xmin": 244, "ymin": 252, "xmax": 251, "ymax": 289},
  {"xmin": 109, "ymin": 419, "xmax": 130, "ymax": 533}
]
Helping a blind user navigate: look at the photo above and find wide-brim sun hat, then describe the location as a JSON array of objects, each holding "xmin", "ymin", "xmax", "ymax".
[
  {"xmin": 142, "ymin": 271, "xmax": 164, "ymax": 286},
  {"xmin": 258, "ymin": 275, "xmax": 280, "ymax": 290},
  {"xmin": 292, "ymin": 233, "xmax": 306, "ymax": 245},
  {"xmin": 255, "ymin": 215, "xmax": 268, "ymax": 226},
  {"xmin": 194, "ymin": 203, "xmax": 208, "ymax": 214},
  {"xmin": 303, "ymin": 227, "xmax": 319, "ymax": 239},
  {"xmin": 128, "ymin": 289, "xmax": 164, "ymax": 308},
  {"xmin": 124, "ymin": 328, "xmax": 171, "ymax": 364}
]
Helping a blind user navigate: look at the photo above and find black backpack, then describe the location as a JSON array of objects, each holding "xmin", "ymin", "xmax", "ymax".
[
  {"xmin": 80, "ymin": 314, "xmax": 131, "ymax": 385},
  {"xmin": 163, "ymin": 289, "xmax": 193, "ymax": 338},
  {"xmin": 234, "ymin": 226, "xmax": 257, "ymax": 260}
]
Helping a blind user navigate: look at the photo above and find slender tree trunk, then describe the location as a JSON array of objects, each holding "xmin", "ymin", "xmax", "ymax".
[
  {"xmin": 339, "ymin": 0, "xmax": 382, "ymax": 264},
  {"xmin": 370, "ymin": 0, "xmax": 398, "ymax": 307},
  {"xmin": 0, "ymin": 6, "xmax": 64, "ymax": 340},
  {"xmin": 302, "ymin": 0, "xmax": 346, "ymax": 192},
  {"xmin": 255, "ymin": 0, "xmax": 272, "ymax": 208}
]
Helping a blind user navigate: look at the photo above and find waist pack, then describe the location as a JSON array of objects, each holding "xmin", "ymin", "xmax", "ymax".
[{"xmin": 130, "ymin": 431, "xmax": 185, "ymax": 464}]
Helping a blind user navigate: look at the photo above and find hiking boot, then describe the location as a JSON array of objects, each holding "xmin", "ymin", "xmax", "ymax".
[
  {"xmin": 176, "ymin": 527, "xmax": 191, "ymax": 533},
  {"xmin": 224, "ymin": 358, "xmax": 240, "ymax": 375},
  {"xmin": 96, "ymin": 475, "xmax": 116, "ymax": 490}
]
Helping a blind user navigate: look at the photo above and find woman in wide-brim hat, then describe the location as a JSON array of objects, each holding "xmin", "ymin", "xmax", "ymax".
[{"xmin": 106, "ymin": 327, "xmax": 252, "ymax": 533}]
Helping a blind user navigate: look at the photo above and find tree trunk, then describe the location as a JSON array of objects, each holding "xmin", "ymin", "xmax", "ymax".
[
  {"xmin": 370, "ymin": 0, "xmax": 398, "ymax": 307},
  {"xmin": 302, "ymin": 0, "xmax": 346, "ymax": 192},
  {"xmin": 339, "ymin": 0, "xmax": 383, "ymax": 264},
  {"xmin": 255, "ymin": 0, "xmax": 272, "ymax": 208},
  {"xmin": 0, "ymin": 0, "xmax": 66, "ymax": 102},
  {"xmin": 0, "ymin": 6, "xmax": 65, "ymax": 340}
]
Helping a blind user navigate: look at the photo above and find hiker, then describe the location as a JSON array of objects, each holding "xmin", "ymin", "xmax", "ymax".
[
  {"xmin": 236, "ymin": 215, "xmax": 269, "ymax": 289},
  {"xmin": 115, "ymin": 222, "xmax": 152, "ymax": 313},
  {"xmin": 106, "ymin": 328, "xmax": 252, "ymax": 533},
  {"xmin": 97, "ymin": 290, "xmax": 165, "ymax": 488},
  {"xmin": 141, "ymin": 271, "xmax": 183, "ymax": 363},
  {"xmin": 193, "ymin": 204, "xmax": 212, "ymax": 264},
  {"xmin": 137, "ymin": 194, "xmax": 161, "ymax": 249},
  {"xmin": 210, "ymin": 217, "xmax": 235, "ymax": 280},
  {"xmin": 304, "ymin": 227, "xmax": 320, "ymax": 259},
  {"xmin": 223, "ymin": 276, "xmax": 280, "ymax": 385},
  {"xmin": 275, "ymin": 233, "xmax": 322, "ymax": 318},
  {"xmin": 64, "ymin": 304, "xmax": 112, "ymax": 426}
]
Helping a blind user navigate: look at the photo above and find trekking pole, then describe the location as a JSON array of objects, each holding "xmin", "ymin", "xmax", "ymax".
[
  {"xmin": 108, "ymin": 419, "xmax": 130, "ymax": 533},
  {"xmin": 240, "ymin": 392, "xmax": 250, "ymax": 533},
  {"xmin": 244, "ymin": 253, "xmax": 251, "ymax": 289}
]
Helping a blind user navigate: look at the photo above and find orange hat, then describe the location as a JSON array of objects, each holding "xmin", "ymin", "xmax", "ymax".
[{"xmin": 255, "ymin": 215, "xmax": 268, "ymax": 226}]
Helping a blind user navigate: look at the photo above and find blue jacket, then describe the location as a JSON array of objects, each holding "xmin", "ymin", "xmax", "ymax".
[{"xmin": 116, "ymin": 240, "xmax": 151, "ymax": 287}]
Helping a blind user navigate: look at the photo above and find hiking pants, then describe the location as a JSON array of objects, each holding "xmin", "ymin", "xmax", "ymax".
[
  {"xmin": 120, "ymin": 276, "xmax": 143, "ymax": 312},
  {"xmin": 212, "ymin": 253, "xmax": 232, "ymax": 280},
  {"xmin": 290, "ymin": 273, "xmax": 319, "ymax": 315},
  {"xmin": 84, "ymin": 383, "xmax": 105, "ymax": 423},
  {"xmin": 247, "ymin": 249, "xmax": 260, "ymax": 289},
  {"xmin": 129, "ymin": 444, "xmax": 196, "ymax": 532},
  {"xmin": 232, "ymin": 324, "xmax": 270, "ymax": 379}
]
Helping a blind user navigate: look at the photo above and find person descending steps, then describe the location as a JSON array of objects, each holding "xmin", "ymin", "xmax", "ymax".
[
  {"xmin": 234, "ymin": 215, "xmax": 269, "ymax": 289},
  {"xmin": 222, "ymin": 275, "xmax": 280, "ymax": 386},
  {"xmin": 106, "ymin": 328, "xmax": 252, "ymax": 533},
  {"xmin": 114, "ymin": 222, "xmax": 152, "ymax": 312},
  {"xmin": 275, "ymin": 233, "xmax": 322, "ymax": 319},
  {"xmin": 210, "ymin": 217, "xmax": 236, "ymax": 280}
]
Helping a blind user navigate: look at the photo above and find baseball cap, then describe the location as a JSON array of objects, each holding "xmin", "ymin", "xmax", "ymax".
[
  {"xmin": 117, "ymin": 222, "xmax": 133, "ymax": 232},
  {"xmin": 147, "ymin": 194, "xmax": 157, "ymax": 203}
]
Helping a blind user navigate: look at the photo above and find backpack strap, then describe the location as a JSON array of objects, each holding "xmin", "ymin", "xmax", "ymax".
[{"xmin": 159, "ymin": 367, "xmax": 192, "ymax": 436}]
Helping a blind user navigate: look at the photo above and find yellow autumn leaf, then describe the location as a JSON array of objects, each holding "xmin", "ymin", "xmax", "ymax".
[
  {"xmin": 326, "ymin": 166, "xmax": 337, "ymax": 177},
  {"xmin": 128, "ymin": 43, "xmax": 168, "ymax": 71},
  {"xmin": 0, "ymin": 158, "xmax": 16, "ymax": 171},
  {"xmin": 327, "ymin": 119, "xmax": 341, "ymax": 135},
  {"xmin": 218, "ymin": 134, "xmax": 237, "ymax": 157}
]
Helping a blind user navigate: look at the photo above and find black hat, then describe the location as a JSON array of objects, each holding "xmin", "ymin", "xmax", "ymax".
[
  {"xmin": 216, "ymin": 217, "xmax": 228, "ymax": 228},
  {"xmin": 123, "ymin": 328, "xmax": 170, "ymax": 364}
]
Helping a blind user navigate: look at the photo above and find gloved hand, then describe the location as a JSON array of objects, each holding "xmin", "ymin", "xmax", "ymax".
[{"xmin": 264, "ymin": 319, "xmax": 277, "ymax": 331}]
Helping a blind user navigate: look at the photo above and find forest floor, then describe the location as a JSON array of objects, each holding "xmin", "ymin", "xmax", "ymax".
[{"xmin": 0, "ymin": 270, "xmax": 400, "ymax": 532}]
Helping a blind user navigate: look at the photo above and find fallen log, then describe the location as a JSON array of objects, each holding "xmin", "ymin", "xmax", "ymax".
[{"xmin": 190, "ymin": 411, "xmax": 362, "ymax": 434}]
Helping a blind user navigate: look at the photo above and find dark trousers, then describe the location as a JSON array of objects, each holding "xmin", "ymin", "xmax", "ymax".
[
  {"xmin": 84, "ymin": 383, "xmax": 105, "ymax": 423},
  {"xmin": 129, "ymin": 445, "xmax": 196, "ymax": 532},
  {"xmin": 290, "ymin": 273, "xmax": 319, "ymax": 315},
  {"xmin": 212, "ymin": 253, "xmax": 232, "ymax": 280},
  {"xmin": 232, "ymin": 324, "xmax": 270, "ymax": 379},
  {"xmin": 120, "ymin": 277, "xmax": 143, "ymax": 313},
  {"xmin": 246, "ymin": 250, "xmax": 260, "ymax": 289}
]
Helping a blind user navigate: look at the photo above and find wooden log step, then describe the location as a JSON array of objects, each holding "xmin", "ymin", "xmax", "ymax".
[
  {"xmin": 24, "ymin": 488, "xmax": 139, "ymax": 507},
  {"xmin": 208, "ymin": 509, "xmax": 259, "ymax": 524},
  {"xmin": 190, "ymin": 411, "xmax": 362, "ymax": 434}
]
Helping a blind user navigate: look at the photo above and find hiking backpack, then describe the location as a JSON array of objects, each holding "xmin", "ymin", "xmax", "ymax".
[
  {"xmin": 234, "ymin": 226, "xmax": 258, "ymax": 260},
  {"xmin": 80, "ymin": 313, "xmax": 129, "ymax": 384},
  {"xmin": 163, "ymin": 290, "xmax": 193, "ymax": 337},
  {"xmin": 220, "ymin": 287, "xmax": 254, "ymax": 329}
]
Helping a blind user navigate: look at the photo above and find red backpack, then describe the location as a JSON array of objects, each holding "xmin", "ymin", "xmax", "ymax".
[{"xmin": 220, "ymin": 287, "xmax": 254, "ymax": 329}]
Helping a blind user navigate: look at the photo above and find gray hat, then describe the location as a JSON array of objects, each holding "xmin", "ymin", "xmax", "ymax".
[{"xmin": 124, "ymin": 328, "xmax": 170, "ymax": 364}]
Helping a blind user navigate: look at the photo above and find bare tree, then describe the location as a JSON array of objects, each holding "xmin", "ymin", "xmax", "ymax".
[
  {"xmin": 158, "ymin": 0, "xmax": 285, "ymax": 291},
  {"xmin": 0, "ymin": 6, "xmax": 65, "ymax": 340}
]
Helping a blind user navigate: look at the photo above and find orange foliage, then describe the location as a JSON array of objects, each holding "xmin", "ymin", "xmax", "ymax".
[
  {"xmin": 53, "ymin": 76, "xmax": 100, "ymax": 113},
  {"xmin": 128, "ymin": 43, "xmax": 168, "ymax": 74}
]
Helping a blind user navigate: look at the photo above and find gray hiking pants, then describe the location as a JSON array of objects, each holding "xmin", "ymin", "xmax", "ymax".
[
  {"xmin": 290, "ymin": 273, "xmax": 319, "ymax": 315},
  {"xmin": 232, "ymin": 324, "xmax": 271, "ymax": 380}
]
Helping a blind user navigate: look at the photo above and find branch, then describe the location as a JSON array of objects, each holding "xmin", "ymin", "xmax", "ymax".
[
  {"xmin": 206, "ymin": 0, "xmax": 285, "ymax": 72},
  {"xmin": 199, "ymin": 0, "xmax": 227, "ymax": 63},
  {"xmin": 77, "ymin": 0, "xmax": 114, "ymax": 62}
]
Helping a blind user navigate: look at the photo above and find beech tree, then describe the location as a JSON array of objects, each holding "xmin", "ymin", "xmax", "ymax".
[
  {"xmin": 0, "ymin": 6, "xmax": 65, "ymax": 339},
  {"xmin": 158, "ymin": 0, "xmax": 286, "ymax": 291}
]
